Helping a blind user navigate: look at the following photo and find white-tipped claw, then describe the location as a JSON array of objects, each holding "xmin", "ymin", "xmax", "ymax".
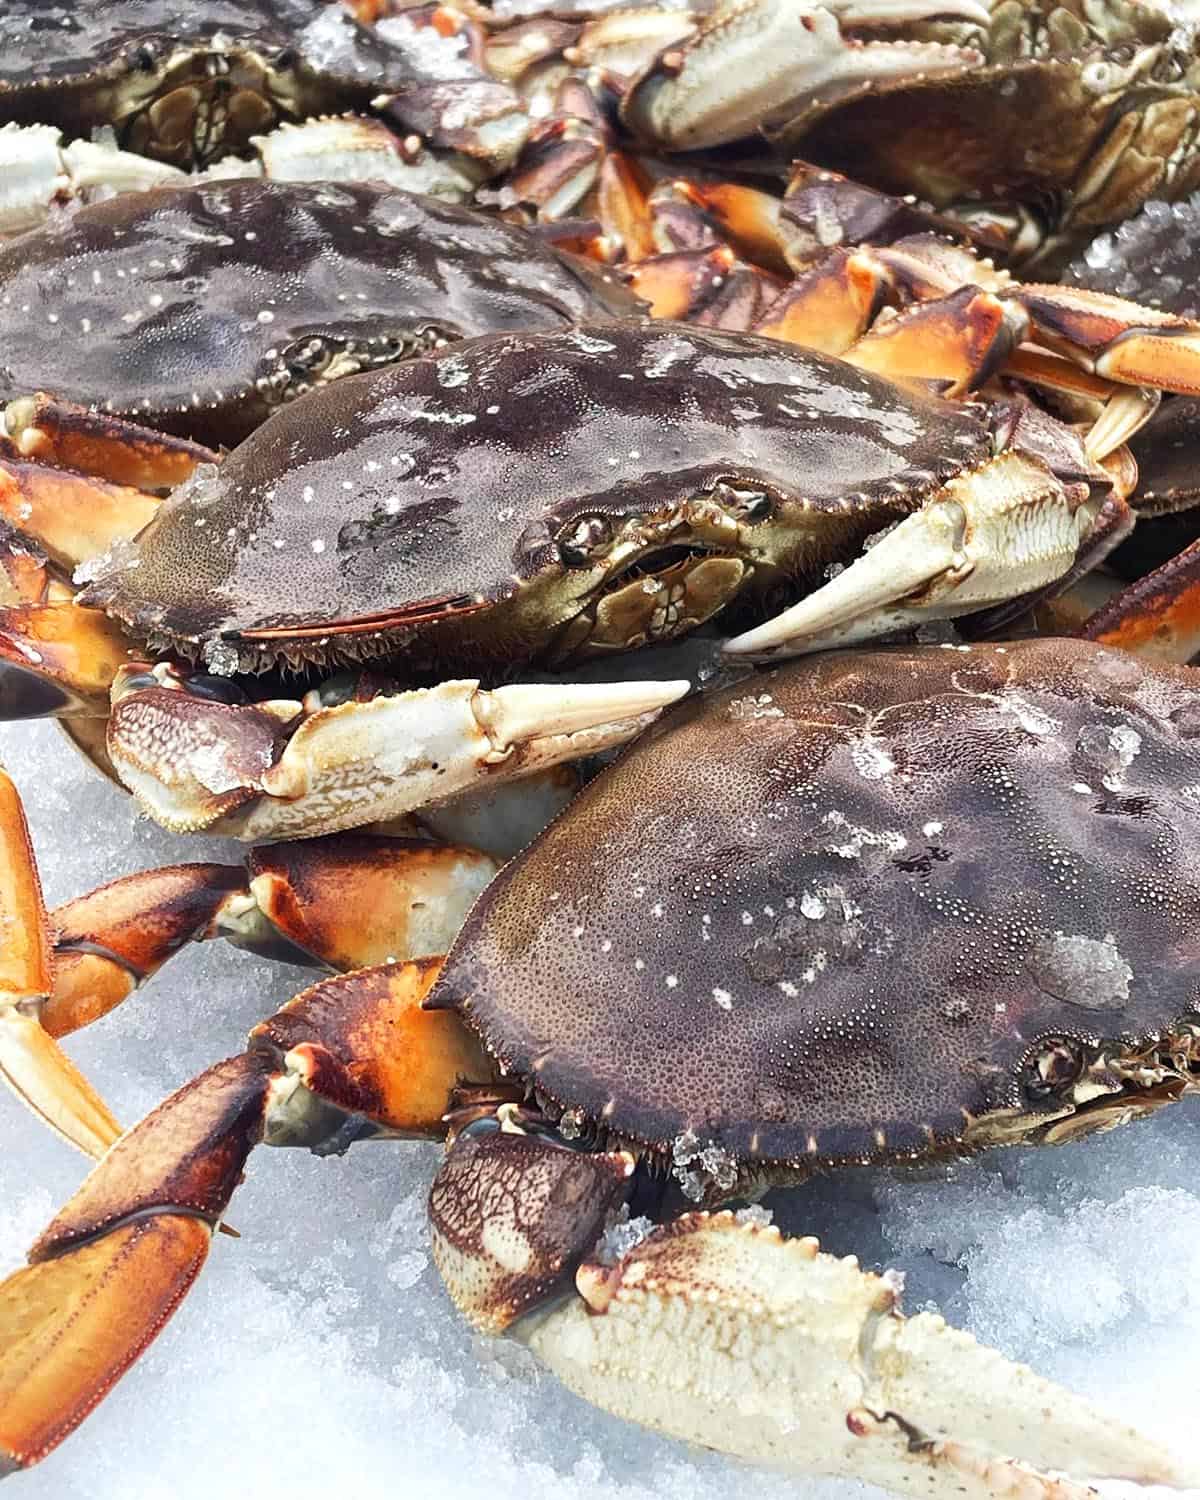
[
  {"xmin": 473, "ymin": 679, "xmax": 689, "ymax": 755},
  {"xmin": 519, "ymin": 1212, "xmax": 1196, "ymax": 1497},
  {"xmin": 723, "ymin": 451, "xmax": 1100, "ymax": 658},
  {"xmin": 110, "ymin": 676, "xmax": 688, "ymax": 841}
]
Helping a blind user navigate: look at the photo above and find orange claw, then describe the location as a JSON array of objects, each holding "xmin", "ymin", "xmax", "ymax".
[
  {"xmin": 0, "ymin": 766, "xmax": 121, "ymax": 1156},
  {"xmin": 1080, "ymin": 537, "xmax": 1200, "ymax": 663},
  {"xmin": 0, "ymin": 456, "xmax": 160, "ymax": 575},
  {"xmin": 3, "ymin": 395, "xmax": 218, "ymax": 491},
  {"xmin": 0, "ymin": 1215, "xmax": 213, "ymax": 1471}
]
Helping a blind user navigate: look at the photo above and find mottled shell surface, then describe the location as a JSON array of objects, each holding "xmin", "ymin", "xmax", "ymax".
[
  {"xmin": 0, "ymin": 0, "xmax": 409, "ymax": 123},
  {"xmin": 0, "ymin": 181, "xmax": 635, "ymax": 445},
  {"xmin": 84, "ymin": 322, "xmax": 987, "ymax": 666},
  {"xmin": 431, "ymin": 639, "xmax": 1200, "ymax": 1165}
]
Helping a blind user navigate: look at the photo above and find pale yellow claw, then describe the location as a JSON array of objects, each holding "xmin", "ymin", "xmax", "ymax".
[{"xmin": 519, "ymin": 1212, "xmax": 1196, "ymax": 1496}]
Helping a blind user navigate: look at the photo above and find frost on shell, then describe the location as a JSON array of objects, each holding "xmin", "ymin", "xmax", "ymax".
[
  {"xmin": 1030, "ymin": 932, "xmax": 1133, "ymax": 1012},
  {"xmin": 1074, "ymin": 723, "xmax": 1142, "ymax": 792},
  {"xmin": 671, "ymin": 1129, "xmax": 738, "ymax": 1202},
  {"xmin": 594, "ymin": 1208, "xmax": 656, "ymax": 1266}
]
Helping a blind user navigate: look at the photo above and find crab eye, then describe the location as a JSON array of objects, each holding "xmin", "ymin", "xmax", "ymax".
[
  {"xmin": 285, "ymin": 337, "xmax": 333, "ymax": 377},
  {"xmin": 1023, "ymin": 1037, "xmax": 1086, "ymax": 1100},
  {"xmin": 712, "ymin": 482, "xmax": 773, "ymax": 523},
  {"xmin": 273, "ymin": 46, "xmax": 298, "ymax": 71},
  {"xmin": 133, "ymin": 41, "xmax": 160, "ymax": 72},
  {"xmin": 557, "ymin": 514, "xmax": 613, "ymax": 568},
  {"xmin": 731, "ymin": 488, "xmax": 773, "ymax": 522}
]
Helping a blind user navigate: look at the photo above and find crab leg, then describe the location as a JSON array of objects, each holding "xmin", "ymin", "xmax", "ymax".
[
  {"xmin": 107, "ymin": 669, "xmax": 690, "ymax": 839},
  {"xmin": 723, "ymin": 450, "xmax": 1107, "ymax": 658},
  {"xmin": 0, "ymin": 455, "xmax": 162, "ymax": 574},
  {"xmin": 430, "ymin": 1126, "xmax": 1196, "ymax": 1495},
  {"xmin": 0, "ymin": 767, "xmax": 120, "ymax": 1158},
  {"xmin": 2, "ymin": 765, "xmax": 498, "ymax": 1154},
  {"xmin": 0, "ymin": 958, "xmax": 490, "ymax": 1471},
  {"xmin": 3, "ymin": 397, "xmax": 217, "ymax": 492},
  {"xmin": 1077, "ymin": 539, "xmax": 1200, "ymax": 664}
]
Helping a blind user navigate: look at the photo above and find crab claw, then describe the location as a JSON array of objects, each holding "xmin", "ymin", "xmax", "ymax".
[
  {"xmin": 522, "ymin": 1212, "xmax": 1198, "ymax": 1496},
  {"xmin": 621, "ymin": 0, "xmax": 984, "ymax": 152},
  {"xmin": 108, "ymin": 671, "xmax": 690, "ymax": 840},
  {"xmin": 723, "ymin": 450, "xmax": 1101, "ymax": 658},
  {"xmin": 0, "ymin": 767, "xmax": 121, "ymax": 1158}
]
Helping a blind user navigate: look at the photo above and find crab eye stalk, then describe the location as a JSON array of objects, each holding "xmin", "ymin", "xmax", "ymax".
[
  {"xmin": 715, "ymin": 484, "xmax": 774, "ymax": 523},
  {"xmin": 1023, "ymin": 1037, "xmax": 1087, "ymax": 1101},
  {"xmin": 557, "ymin": 514, "xmax": 614, "ymax": 568}
]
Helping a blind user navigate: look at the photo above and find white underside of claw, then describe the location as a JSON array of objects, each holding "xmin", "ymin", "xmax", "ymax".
[
  {"xmin": 113, "ymin": 677, "xmax": 689, "ymax": 842},
  {"xmin": 623, "ymin": 0, "xmax": 983, "ymax": 150},
  {"xmin": 521, "ymin": 1212, "xmax": 1197, "ymax": 1498},
  {"xmin": 724, "ymin": 451, "xmax": 1102, "ymax": 658}
]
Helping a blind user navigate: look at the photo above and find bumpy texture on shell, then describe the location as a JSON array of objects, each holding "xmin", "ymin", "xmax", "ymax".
[
  {"xmin": 1065, "ymin": 194, "xmax": 1200, "ymax": 318},
  {"xmin": 0, "ymin": 180, "xmax": 636, "ymax": 445},
  {"xmin": 431, "ymin": 639, "xmax": 1200, "ymax": 1165},
  {"xmin": 82, "ymin": 322, "xmax": 988, "ymax": 670}
]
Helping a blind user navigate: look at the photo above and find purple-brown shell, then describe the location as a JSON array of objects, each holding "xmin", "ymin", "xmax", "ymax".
[
  {"xmin": 429, "ymin": 639, "xmax": 1200, "ymax": 1166},
  {"xmin": 82, "ymin": 322, "xmax": 989, "ymax": 672},
  {"xmin": 0, "ymin": 180, "xmax": 637, "ymax": 446}
]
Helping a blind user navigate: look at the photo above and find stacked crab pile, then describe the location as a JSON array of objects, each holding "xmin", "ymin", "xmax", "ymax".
[{"xmin": 1, "ymin": 1, "xmax": 1200, "ymax": 1494}]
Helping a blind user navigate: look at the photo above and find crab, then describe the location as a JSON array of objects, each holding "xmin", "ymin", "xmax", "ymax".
[
  {"xmin": 0, "ymin": 178, "xmax": 638, "ymax": 460},
  {"xmin": 0, "ymin": 0, "xmax": 542, "ymax": 236},
  {"xmin": 0, "ymin": 0, "xmax": 514, "ymax": 170},
  {"xmin": 595, "ymin": 0, "xmax": 1200, "ymax": 270},
  {"xmin": 0, "ymin": 636, "xmax": 1198, "ymax": 1495},
  {"xmin": 10, "ymin": 312, "xmax": 1200, "ymax": 841}
]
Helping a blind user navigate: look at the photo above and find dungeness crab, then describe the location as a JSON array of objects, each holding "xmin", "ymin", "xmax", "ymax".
[
  {"xmin": 0, "ymin": 637, "xmax": 1197, "ymax": 1496},
  {"xmin": 0, "ymin": 322, "xmax": 1131, "ymax": 835},
  {"xmin": 11, "ymin": 315, "xmax": 1200, "ymax": 842}
]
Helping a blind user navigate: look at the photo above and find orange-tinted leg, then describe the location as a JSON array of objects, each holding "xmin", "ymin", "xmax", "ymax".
[
  {"xmin": 0, "ymin": 957, "xmax": 491, "ymax": 1472},
  {"xmin": 0, "ymin": 766, "xmax": 120, "ymax": 1157}
]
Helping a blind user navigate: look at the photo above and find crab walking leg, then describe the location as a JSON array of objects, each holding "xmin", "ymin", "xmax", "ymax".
[
  {"xmin": 108, "ymin": 674, "xmax": 691, "ymax": 839},
  {"xmin": 517, "ymin": 1212, "xmax": 1198, "ymax": 1495},
  {"xmin": 1078, "ymin": 539, "xmax": 1200, "ymax": 664},
  {"xmin": 3, "ymin": 396, "xmax": 217, "ymax": 492},
  {"xmin": 723, "ymin": 450, "xmax": 1107, "ymax": 659},
  {"xmin": 45, "ymin": 835, "xmax": 500, "ymax": 1043},
  {"xmin": 0, "ymin": 958, "xmax": 492, "ymax": 1472},
  {"xmin": 5, "ymin": 822, "xmax": 497, "ymax": 1152},
  {"xmin": 0, "ymin": 768, "xmax": 120, "ymax": 1157}
]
